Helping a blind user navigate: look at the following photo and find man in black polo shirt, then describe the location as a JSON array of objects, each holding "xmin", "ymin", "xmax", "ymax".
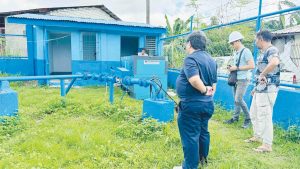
[{"xmin": 174, "ymin": 31, "xmax": 217, "ymax": 169}]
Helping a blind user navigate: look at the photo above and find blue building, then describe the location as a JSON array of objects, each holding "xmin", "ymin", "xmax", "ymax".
[{"xmin": 0, "ymin": 5, "xmax": 166, "ymax": 85}]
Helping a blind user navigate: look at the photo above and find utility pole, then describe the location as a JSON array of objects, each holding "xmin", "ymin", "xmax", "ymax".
[{"xmin": 146, "ymin": 0, "xmax": 150, "ymax": 24}]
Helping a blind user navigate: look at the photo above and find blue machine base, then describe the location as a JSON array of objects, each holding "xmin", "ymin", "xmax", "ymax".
[
  {"xmin": 0, "ymin": 81, "xmax": 18, "ymax": 116},
  {"xmin": 142, "ymin": 98, "xmax": 175, "ymax": 122}
]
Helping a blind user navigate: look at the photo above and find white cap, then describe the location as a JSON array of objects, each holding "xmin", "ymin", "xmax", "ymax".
[{"xmin": 228, "ymin": 31, "xmax": 244, "ymax": 43}]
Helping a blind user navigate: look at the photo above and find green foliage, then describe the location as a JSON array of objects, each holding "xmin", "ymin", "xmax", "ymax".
[
  {"xmin": 164, "ymin": 15, "xmax": 256, "ymax": 68},
  {"xmin": 264, "ymin": 0, "xmax": 300, "ymax": 30},
  {"xmin": 0, "ymin": 116, "xmax": 23, "ymax": 142},
  {"xmin": 116, "ymin": 118, "xmax": 165, "ymax": 141},
  {"xmin": 276, "ymin": 125, "xmax": 300, "ymax": 143},
  {"xmin": 206, "ymin": 22, "xmax": 256, "ymax": 57}
]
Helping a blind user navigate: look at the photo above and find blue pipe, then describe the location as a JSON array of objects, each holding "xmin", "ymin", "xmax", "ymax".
[
  {"xmin": 0, "ymin": 74, "xmax": 85, "ymax": 81},
  {"xmin": 201, "ymin": 6, "xmax": 300, "ymax": 32},
  {"xmin": 160, "ymin": 5, "xmax": 300, "ymax": 41},
  {"xmin": 109, "ymin": 82, "xmax": 114, "ymax": 104},
  {"xmin": 253, "ymin": 0, "xmax": 263, "ymax": 63},
  {"xmin": 65, "ymin": 78, "xmax": 77, "ymax": 95},
  {"xmin": 43, "ymin": 28, "xmax": 49, "ymax": 85},
  {"xmin": 122, "ymin": 77, "xmax": 164, "ymax": 100},
  {"xmin": 60, "ymin": 80, "xmax": 66, "ymax": 97},
  {"xmin": 217, "ymin": 74, "xmax": 300, "ymax": 89},
  {"xmin": 0, "ymin": 33, "xmax": 26, "ymax": 37}
]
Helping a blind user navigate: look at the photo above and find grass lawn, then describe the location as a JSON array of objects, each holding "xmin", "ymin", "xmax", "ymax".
[{"xmin": 0, "ymin": 84, "xmax": 299, "ymax": 169}]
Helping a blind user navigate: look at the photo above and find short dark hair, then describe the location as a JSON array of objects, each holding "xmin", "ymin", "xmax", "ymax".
[
  {"xmin": 256, "ymin": 30, "xmax": 273, "ymax": 42},
  {"xmin": 187, "ymin": 31, "xmax": 207, "ymax": 51}
]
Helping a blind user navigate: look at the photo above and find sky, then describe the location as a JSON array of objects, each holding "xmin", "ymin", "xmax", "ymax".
[{"xmin": 0, "ymin": 0, "xmax": 300, "ymax": 26}]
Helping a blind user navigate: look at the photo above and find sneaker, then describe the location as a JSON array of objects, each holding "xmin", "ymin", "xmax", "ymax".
[
  {"xmin": 242, "ymin": 119, "xmax": 251, "ymax": 129},
  {"xmin": 224, "ymin": 118, "xmax": 238, "ymax": 124},
  {"xmin": 200, "ymin": 157, "xmax": 208, "ymax": 166},
  {"xmin": 173, "ymin": 166, "xmax": 182, "ymax": 169}
]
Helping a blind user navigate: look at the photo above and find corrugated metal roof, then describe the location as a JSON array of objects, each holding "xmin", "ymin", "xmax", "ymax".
[
  {"xmin": 9, "ymin": 13, "xmax": 165, "ymax": 29},
  {"xmin": 0, "ymin": 5, "xmax": 121, "ymax": 21},
  {"xmin": 273, "ymin": 25, "xmax": 300, "ymax": 35}
]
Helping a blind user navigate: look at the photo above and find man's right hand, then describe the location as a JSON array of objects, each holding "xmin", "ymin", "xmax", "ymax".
[{"xmin": 251, "ymin": 90, "xmax": 255, "ymax": 96}]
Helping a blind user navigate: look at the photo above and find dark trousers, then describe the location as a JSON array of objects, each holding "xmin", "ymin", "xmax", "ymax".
[{"xmin": 177, "ymin": 101, "xmax": 214, "ymax": 169}]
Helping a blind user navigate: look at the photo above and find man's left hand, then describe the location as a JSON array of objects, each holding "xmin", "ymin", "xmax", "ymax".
[
  {"xmin": 205, "ymin": 86, "xmax": 214, "ymax": 96},
  {"xmin": 228, "ymin": 65, "xmax": 238, "ymax": 72}
]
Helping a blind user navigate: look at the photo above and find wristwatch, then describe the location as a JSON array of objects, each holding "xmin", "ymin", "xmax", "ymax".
[{"xmin": 201, "ymin": 87, "xmax": 208, "ymax": 95}]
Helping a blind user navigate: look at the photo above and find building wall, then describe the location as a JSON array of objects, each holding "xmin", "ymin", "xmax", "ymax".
[
  {"xmin": 48, "ymin": 7, "xmax": 116, "ymax": 21},
  {"xmin": 4, "ymin": 17, "xmax": 27, "ymax": 56},
  {"xmin": 294, "ymin": 34, "xmax": 300, "ymax": 43}
]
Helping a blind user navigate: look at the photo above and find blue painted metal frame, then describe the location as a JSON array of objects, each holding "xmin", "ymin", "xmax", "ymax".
[
  {"xmin": 167, "ymin": 70, "xmax": 300, "ymax": 128},
  {"xmin": 253, "ymin": 0, "xmax": 263, "ymax": 62},
  {"xmin": 0, "ymin": 34, "xmax": 26, "ymax": 37},
  {"xmin": 0, "ymin": 74, "xmax": 84, "ymax": 97}
]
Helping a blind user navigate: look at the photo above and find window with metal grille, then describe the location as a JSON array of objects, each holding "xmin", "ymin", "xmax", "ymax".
[
  {"xmin": 146, "ymin": 36, "xmax": 156, "ymax": 56},
  {"xmin": 82, "ymin": 32, "xmax": 96, "ymax": 61}
]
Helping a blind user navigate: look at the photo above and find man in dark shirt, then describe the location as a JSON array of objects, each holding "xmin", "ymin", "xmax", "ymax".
[{"xmin": 174, "ymin": 31, "xmax": 217, "ymax": 169}]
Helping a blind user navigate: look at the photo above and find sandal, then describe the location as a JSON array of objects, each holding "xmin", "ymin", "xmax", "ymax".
[
  {"xmin": 244, "ymin": 137, "xmax": 261, "ymax": 143},
  {"xmin": 253, "ymin": 145, "xmax": 272, "ymax": 153}
]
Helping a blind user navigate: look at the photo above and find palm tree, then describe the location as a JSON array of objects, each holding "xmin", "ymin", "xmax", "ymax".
[{"xmin": 164, "ymin": 15, "xmax": 192, "ymax": 68}]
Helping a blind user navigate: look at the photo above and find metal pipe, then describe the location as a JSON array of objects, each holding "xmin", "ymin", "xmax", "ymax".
[
  {"xmin": 201, "ymin": 6, "xmax": 300, "ymax": 32},
  {"xmin": 253, "ymin": 0, "xmax": 263, "ymax": 63},
  {"xmin": 60, "ymin": 80, "xmax": 66, "ymax": 97},
  {"xmin": 217, "ymin": 74, "xmax": 300, "ymax": 89},
  {"xmin": 109, "ymin": 81, "xmax": 114, "ymax": 104},
  {"xmin": 279, "ymin": 83, "xmax": 300, "ymax": 89},
  {"xmin": 0, "ymin": 74, "xmax": 84, "ymax": 81},
  {"xmin": 0, "ymin": 33, "xmax": 26, "ymax": 37},
  {"xmin": 65, "ymin": 78, "xmax": 77, "ymax": 95}
]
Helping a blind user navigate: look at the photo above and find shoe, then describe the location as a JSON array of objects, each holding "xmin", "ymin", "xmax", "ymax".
[
  {"xmin": 224, "ymin": 118, "xmax": 238, "ymax": 124},
  {"xmin": 173, "ymin": 166, "xmax": 182, "ymax": 169},
  {"xmin": 253, "ymin": 144, "xmax": 272, "ymax": 153},
  {"xmin": 244, "ymin": 136, "xmax": 261, "ymax": 143},
  {"xmin": 200, "ymin": 157, "xmax": 208, "ymax": 166},
  {"xmin": 242, "ymin": 119, "xmax": 251, "ymax": 129}
]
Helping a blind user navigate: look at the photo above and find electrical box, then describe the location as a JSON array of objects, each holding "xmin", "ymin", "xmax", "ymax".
[{"xmin": 120, "ymin": 55, "xmax": 167, "ymax": 99}]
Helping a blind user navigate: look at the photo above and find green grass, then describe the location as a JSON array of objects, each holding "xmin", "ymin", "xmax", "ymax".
[{"xmin": 0, "ymin": 85, "xmax": 299, "ymax": 169}]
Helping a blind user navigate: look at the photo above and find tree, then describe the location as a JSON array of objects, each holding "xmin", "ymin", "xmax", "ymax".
[
  {"xmin": 164, "ymin": 16, "xmax": 192, "ymax": 68},
  {"xmin": 233, "ymin": 0, "xmax": 254, "ymax": 20},
  {"xmin": 165, "ymin": 15, "xmax": 191, "ymax": 36},
  {"xmin": 264, "ymin": 0, "xmax": 300, "ymax": 30},
  {"xmin": 187, "ymin": 0, "xmax": 202, "ymax": 29},
  {"xmin": 279, "ymin": 0, "xmax": 300, "ymax": 27},
  {"xmin": 210, "ymin": 16, "xmax": 220, "ymax": 26}
]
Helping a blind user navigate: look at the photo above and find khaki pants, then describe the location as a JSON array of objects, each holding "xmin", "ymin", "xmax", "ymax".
[{"xmin": 250, "ymin": 92, "xmax": 278, "ymax": 145}]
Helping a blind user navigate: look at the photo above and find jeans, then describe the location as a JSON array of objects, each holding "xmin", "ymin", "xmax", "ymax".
[
  {"xmin": 177, "ymin": 101, "xmax": 214, "ymax": 169},
  {"xmin": 232, "ymin": 79, "xmax": 250, "ymax": 121}
]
